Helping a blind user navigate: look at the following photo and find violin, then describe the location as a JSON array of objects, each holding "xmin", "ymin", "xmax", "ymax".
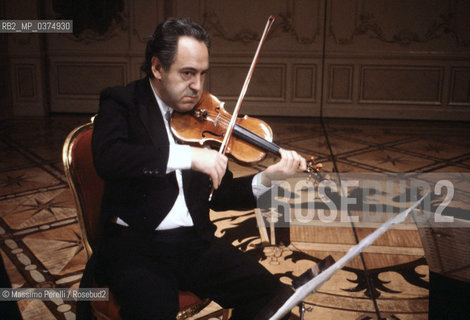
[
  {"xmin": 170, "ymin": 92, "xmax": 322, "ymax": 178},
  {"xmin": 171, "ymin": 92, "xmax": 276, "ymax": 164},
  {"xmin": 171, "ymin": 15, "xmax": 322, "ymax": 180}
]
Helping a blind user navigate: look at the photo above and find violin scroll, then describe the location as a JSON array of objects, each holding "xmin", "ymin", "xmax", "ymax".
[{"xmin": 306, "ymin": 156, "xmax": 324, "ymax": 182}]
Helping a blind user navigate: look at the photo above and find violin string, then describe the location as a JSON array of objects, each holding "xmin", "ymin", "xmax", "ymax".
[
  {"xmin": 204, "ymin": 110, "xmax": 230, "ymax": 125},
  {"xmin": 200, "ymin": 111, "xmax": 285, "ymax": 155},
  {"xmin": 198, "ymin": 109, "xmax": 321, "ymax": 176},
  {"xmin": 203, "ymin": 110, "xmax": 319, "ymax": 175},
  {"xmin": 203, "ymin": 110, "xmax": 275, "ymax": 149},
  {"xmin": 203, "ymin": 110, "xmax": 232, "ymax": 130}
]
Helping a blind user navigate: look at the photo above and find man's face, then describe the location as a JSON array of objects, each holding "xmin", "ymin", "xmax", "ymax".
[{"xmin": 151, "ymin": 36, "xmax": 209, "ymax": 112}]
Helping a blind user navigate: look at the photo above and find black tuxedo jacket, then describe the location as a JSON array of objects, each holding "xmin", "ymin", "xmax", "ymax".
[{"xmin": 92, "ymin": 78, "xmax": 257, "ymax": 239}]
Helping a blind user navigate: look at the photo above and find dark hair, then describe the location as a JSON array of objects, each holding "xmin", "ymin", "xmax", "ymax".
[{"xmin": 141, "ymin": 17, "xmax": 210, "ymax": 78}]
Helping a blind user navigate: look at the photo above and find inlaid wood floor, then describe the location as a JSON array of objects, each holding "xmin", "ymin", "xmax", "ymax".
[{"xmin": 1, "ymin": 116, "xmax": 469, "ymax": 319}]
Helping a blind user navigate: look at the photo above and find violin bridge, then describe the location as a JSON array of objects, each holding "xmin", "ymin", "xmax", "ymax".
[
  {"xmin": 193, "ymin": 109, "xmax": 208, "ymax": 120},
  {"xmin": 214, "ymin": 113, "xmax": 221, "ymax": 128}
]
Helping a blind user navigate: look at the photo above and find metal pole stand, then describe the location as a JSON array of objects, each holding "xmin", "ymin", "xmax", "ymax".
[{"xmin": 298, "ymin": 301, "xmax": 314, "ymax": 319}]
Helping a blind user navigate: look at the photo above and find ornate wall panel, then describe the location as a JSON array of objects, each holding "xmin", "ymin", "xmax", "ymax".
[
  {"xmin": 328, "ymin": 65, "xmax": 353, "ymax": 103},
  {"xmin": 14, "ymin": 65, "xmax": 36, "ymax": 100},
  {"xmin": 323, "ymin": 0, "xmax": 470, "ymax": 120},
  {"xmin": 209, "ymin": 63, "xmax": 285, "ymax": 101},
  {"xmin": 293, "ymin": 65, "xmax": 317, "ymax": 102},
  {"xmin": 5, "ymin": 0, "xmax": 46, "ymax": 116},
  {"xmin": 172, "ymin": 0, "xmax": 325, "ymax": 116},
  {"xmin": 10, "ymin": 59, "xmax": 45, "ymax": 116},
  {"xmin": 449, "ymin": 67, "xmax": 470, "ymax": 106},
  {"xmin": 42, "ymin": 0, "xmax": 134, "ymax": 113},
  {"xmin": 49, "ymin": 59, "xmax": 128, "ymax": 113},
  {"xmin": 4, "ymin": 0, "xmax": 470, "ymax": 119},
  {"xmin": 175, "ymin": 0, "xmax": 323, "ymax": 53},
  {"xmin": 56, "ymin": 64, "xmax": 126, "ymax": 95},
  {"xmin": 328, "ymin": 0, "xmax": 469, "ymax": 51},
  {"xmin": 359, "ymin": 66, "xmax": 443, "ymax": 104}
]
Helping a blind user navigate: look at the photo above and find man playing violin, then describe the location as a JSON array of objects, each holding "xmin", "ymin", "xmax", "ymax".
[{"xmin": 91, "ymin": 17, "xmax": 306, "ymax": 319}]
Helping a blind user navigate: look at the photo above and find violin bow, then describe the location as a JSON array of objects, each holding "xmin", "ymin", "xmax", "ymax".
[
  {"xmin": 207, "ymin": 15, "xmax": 323, "ymax": 199},
  {"xmin": 218, "ymin": 15, "xmax": 275, "ymax": 156}
]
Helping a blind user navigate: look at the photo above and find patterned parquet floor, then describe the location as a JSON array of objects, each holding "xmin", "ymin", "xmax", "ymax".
[{"xmin": 1, "ymin": 115, "xmax": 469, "ymax": 319}]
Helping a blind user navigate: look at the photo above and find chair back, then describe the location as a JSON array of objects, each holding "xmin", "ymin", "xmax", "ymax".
[{"xmin": 63, "ymin": 120, "xmax": 103, "ymax": 258}]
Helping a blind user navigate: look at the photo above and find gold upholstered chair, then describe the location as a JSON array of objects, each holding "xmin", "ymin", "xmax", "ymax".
[{"xmin": 62, "ymin": 117, "xmax": 210, "ymax": 319}]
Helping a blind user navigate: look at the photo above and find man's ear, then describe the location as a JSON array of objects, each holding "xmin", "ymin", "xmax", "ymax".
[{"xmin": 151, "ymin": 56, "xmax": 162, "ymax": 79}]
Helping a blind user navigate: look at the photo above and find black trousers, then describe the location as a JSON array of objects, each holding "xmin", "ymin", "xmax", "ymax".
[
  {"xmin": 95, "ymin": 224, "xmax": 291, "ymax": 319},
  {"xmin": 428, "ymin": 272, "xmax": 470, "ymax": 320}
]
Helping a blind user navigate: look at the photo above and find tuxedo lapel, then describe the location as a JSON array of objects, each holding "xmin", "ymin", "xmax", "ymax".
[
  {"xmin": 136, "ymin": 77, "xmax": 182, "ymax": 188},
  {"xmin": 135, "ymin": 79, "xmax": 200, "ymax": 212},
  {"xmin": 135, "ymin": 78, "xmax": 169, "ymax": 148}
]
